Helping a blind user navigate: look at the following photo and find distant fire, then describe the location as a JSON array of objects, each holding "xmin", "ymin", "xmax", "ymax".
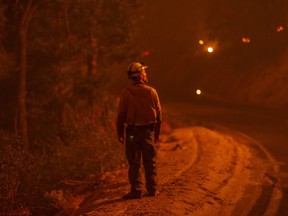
[
  {"xmin": 242, "ymin": 37, "xmax": 251, "ymax": 43},
  {"xmin": 276, "ymin": 23, "xmax": 288, "ymax": 32},
  {"xmin": 277, "ymin": 26, "xmax": 284, "ymax": 32},
  {"xmin": 141, "ymin": 51, "xmax": 150, "ymax": 57}
]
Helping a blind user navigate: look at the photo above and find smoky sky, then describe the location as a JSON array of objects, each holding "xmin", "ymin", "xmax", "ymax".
[{"xmin": 134, "ymin": 0, "xmax": 288, "ymax": 101}]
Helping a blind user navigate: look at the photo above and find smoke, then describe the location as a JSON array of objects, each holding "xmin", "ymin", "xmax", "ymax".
[
  {"xmin": 133, "ymin": 0, "xmax": 288, "ymax": 107},
  {"xmin": 237, "ymin": 48, "xmax": 288, "ymax": 108}
]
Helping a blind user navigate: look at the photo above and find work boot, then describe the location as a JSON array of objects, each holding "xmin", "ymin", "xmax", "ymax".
[{"xmin": 122, "ymin": 191, "xmax": 142, "ymax": 199}]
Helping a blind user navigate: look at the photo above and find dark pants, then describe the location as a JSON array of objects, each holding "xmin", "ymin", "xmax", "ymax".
[{"xmin": 125, "ymin": 124, "xmax": 157, "ymax": 194}]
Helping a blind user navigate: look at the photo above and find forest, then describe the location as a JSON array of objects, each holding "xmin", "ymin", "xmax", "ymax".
[{"xmin": 0, "ymin": 0, "xmax": 144, "ymax": 214}]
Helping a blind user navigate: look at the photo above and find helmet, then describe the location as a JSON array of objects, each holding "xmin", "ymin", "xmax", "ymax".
[{"xmin": 127, "ymin": 62, "xmax": 148, "ymax": 79}]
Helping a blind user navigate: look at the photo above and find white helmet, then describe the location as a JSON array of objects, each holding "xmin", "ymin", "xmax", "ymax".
[{"xmin": 127, "ymin": 62, "xmax": 148, "ymax": 79}]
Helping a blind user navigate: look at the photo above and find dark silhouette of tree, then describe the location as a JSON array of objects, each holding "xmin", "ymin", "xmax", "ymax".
[
  {"xmin": 2, "ymin": 0, "xmax": 39, "ymax": 151},
  {"xmin": 1, "ymin": 0, "xmax": 143, "ymax": 151},
  {"xmin": 1, "ymin": 0, "xmax": 145, "ymax": 214}
]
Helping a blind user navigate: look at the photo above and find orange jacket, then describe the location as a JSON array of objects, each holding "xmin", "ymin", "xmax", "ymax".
[{"xmin": 116, "ymin": 83, "xmax": 162, "ymax": 139}]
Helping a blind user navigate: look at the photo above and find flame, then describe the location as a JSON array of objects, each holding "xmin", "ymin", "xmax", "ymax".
[
  {"xmin": 242, "ymin": 37, "xmax": 251, "ymax": 43},
  {"xmin": 199, "ymin": 40, "xmax": 204, "ymax": 45},
  {"xmin": 277, "ymin": 26, "xmax": 284, "ymax": 32}
]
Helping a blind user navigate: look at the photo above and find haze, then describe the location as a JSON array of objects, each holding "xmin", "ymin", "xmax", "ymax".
[{"xmin": 131, "ymin": 0, "xmax": 288, "ymax": 107}]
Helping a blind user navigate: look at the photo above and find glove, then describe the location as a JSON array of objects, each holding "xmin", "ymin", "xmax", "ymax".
[{"xmin": 118, "ymin": 135, "xmax": 124, "ymax": 143}]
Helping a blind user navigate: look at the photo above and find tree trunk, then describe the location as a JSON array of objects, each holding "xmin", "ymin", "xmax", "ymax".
[
  {"xmin": 89, "ymin": 37, "xmax": 98, "ymax": 75},
  {"xmin": 19, "ymin": 27, "xmax": 28, "ymax": 151},
  {"xmin": 18, "ymin": 0, "xmax": 36, "ymax": 151}
]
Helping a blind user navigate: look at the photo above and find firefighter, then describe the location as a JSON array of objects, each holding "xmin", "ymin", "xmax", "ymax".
[{"xmin": 116, "ymin": 62, "xmax": 162, "ymax": 199}]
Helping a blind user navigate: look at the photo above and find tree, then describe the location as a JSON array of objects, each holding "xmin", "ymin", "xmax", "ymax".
[
  {"xmin": 0, "ymin": 2, "xmax": 8, "ymax": 79},
  {"xmin": 18, "ymin": 0, "xmax": 38, "ymax": 151},
  {"xmin": 1, "ymin": 1, "xmax": 146, "ymax": 213},
  {"xmin": 2, "ymin": 0, "xmax": 38, "ymax": 151},
  {"xmin": 1, "ymin": 0, "xmax": 144, "ymax": 150}
]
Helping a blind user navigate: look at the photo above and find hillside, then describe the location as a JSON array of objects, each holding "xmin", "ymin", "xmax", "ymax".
[{"xmin": 235, "ymin": 49, "xmax": 288, "ymax": 108}]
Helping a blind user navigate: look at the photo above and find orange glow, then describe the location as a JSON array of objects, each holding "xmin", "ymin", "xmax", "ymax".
[
  {"xmin": 242, "ymin": 37, "xmax": 251, "ymax": 43},
  {"xmin": 196, "ymin": 89, "xmax": 201, "ymax": 95},
  {"xmin": 141, "ymin": 51, "xmax": 150, "ymax": 57},
  {"xmin": 199, "ymin": 40, "xmax": 204, "ymax": 45},
  {"xmin": 207, "ymin": 47, "xmax": 213, "ymax": 53},
  {"xmin": 277, "ymin": 26, "xmax": 284, "ymax": 32}
]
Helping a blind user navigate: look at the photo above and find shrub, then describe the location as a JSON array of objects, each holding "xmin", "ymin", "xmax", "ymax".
[
  {"xmin": 0, "ymin": 131, "xmax": 25, "ymax": 214},
  {"xmin": 0, "ymin": 96, "xmax": 126, "ymax": 214}
]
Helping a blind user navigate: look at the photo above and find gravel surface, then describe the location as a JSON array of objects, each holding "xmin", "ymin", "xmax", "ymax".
[{"xmin": 59, "ymin": 126, "xmax": 282, "ymax": 216}]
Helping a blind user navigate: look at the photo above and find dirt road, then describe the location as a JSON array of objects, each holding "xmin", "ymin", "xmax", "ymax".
[{"xmin": 61, "ymin": 126, "xmax": 282, "ymax": 216}]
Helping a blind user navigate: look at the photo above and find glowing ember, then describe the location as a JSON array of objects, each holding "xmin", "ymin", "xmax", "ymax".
[
  {"xmin": 196, "ymin": 89, "xmax": 202, "ymax": 95},
  {"xmin": 199, "ymin": 40, "xmax": 204, "ymax": 45}
]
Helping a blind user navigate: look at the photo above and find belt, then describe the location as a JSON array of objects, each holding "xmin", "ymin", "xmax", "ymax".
[{"xmin": 127, "ymin": 123, "xmax": 155, "ymax": 130}]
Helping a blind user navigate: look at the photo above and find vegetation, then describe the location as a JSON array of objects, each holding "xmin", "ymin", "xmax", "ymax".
[{"xmin": 0, "ymin": 0, "xmax": 144, "ymax": 214}]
